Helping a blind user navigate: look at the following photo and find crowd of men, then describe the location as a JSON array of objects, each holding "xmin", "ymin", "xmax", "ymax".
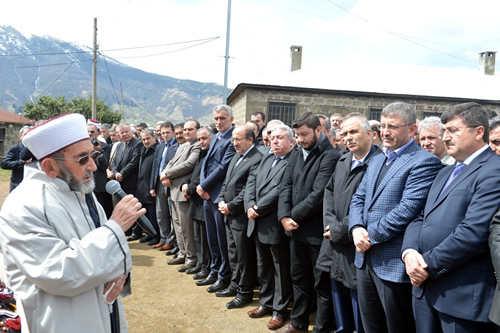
[{"xmin": 3, "ymin": 101, "xmax": 500, "ymax": 332}]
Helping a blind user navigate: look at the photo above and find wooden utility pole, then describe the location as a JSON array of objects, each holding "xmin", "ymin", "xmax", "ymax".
[{"xmin": 92, "ymin": 18, "xmax": 98, "ymax": 120}]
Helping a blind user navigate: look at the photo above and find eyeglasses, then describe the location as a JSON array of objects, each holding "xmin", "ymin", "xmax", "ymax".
[
  {"xmin": 443, "ymin": 126, "xmax": 478, "ymax": 136},
  {"xmin": 380, "ymin": 124, "xmax": 411, "ymax": 131},
  {"xmin": 52, "ymin": 151, "xmax": 100, "ymax": 166},
  {"xmin": 88, "ymin": 130, "xmax": 95, "ymax": 134}
]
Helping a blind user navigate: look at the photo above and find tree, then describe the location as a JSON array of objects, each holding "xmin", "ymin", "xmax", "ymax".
[
  {"xmin": 22, "ymin": 95, "xmax": 122, "ymax": 124},
  {"xmin": 23, "ymin": 95, "xmax": 68, "ymax": 121}
]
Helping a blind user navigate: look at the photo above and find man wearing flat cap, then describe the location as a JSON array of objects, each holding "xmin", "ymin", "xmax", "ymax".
[{"xmin": 0, "ymin": 113, "xmax": 145, "ymax": 333}]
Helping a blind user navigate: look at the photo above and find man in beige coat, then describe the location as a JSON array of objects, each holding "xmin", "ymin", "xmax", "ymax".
[{"xmin": 161, "ymin": 119, "xmax": 201, "ymax": 272}]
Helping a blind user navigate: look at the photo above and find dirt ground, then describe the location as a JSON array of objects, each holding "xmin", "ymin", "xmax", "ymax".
[{"xmin": 0, "ymin": 181, "xmax": 318, "ymax": 333}]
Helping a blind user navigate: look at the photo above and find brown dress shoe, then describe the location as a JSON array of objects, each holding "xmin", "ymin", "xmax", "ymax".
[
  {"xmin": 276, "ymin": 323, "xmax": 306, "ymax": 333},
  {"xmin": 267, "ymin": 316, "xmax": 286, "ymax": 330},
  {"xmin": 152, "ymin": 242, "xmax": 165, "ymax": 248},
  {"xmin": 247, "ymin": 305, "xmax": 272, "ymax": 318},
  {"xmin": 159, "ymin": 244, "xmax": 174, "ymax": 251}
]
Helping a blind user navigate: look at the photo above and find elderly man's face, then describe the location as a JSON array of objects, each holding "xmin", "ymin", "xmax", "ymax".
[
  {"xmin": 54, "ymin": 140, "xmax": 97, "ymax": 193},
  {"xmin": 119, "ymin": 125, "xmax": 133, "ymax": 143},
  {"xmin": 271, "ymin": 128, "xmax": 294, "ymax": 157},
  {"xmin": 141, "ymin": 131, "xmax": 155, "ymax": 148},
  {"xmin": 100, "ymin": 127, "xmax": 109, "ymax": 139},
  {"xmin": 420, "ymin": 125, "xmax": 447, "ymax": 159}
]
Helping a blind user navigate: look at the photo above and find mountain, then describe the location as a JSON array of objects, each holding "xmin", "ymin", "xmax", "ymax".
[{"xmin": 0, "ymin": 26, "xmax": 227, "ymax": 124}]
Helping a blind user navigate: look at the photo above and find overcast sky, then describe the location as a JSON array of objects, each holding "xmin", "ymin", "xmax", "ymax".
[{"xmin": 2, "ymin": 0, "xmax": 500, "ymax": 99}]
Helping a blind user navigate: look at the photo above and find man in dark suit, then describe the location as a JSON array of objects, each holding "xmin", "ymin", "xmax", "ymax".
[
  {"xmin": 403, "ymin": 103, "xmax": 500, "ymax": 332},
  {"xmin": 111, "ymin": 123, "xmax": 142, "ymax": 240},
  {"xmin": 181, "ymin": 127, "xmax": 214, "ymax": 279},
  {"xmin": 217, "ymin": 125, "xmax": 262, "ymax": 309},
  {"xmin": 87, "ymin": 123, "xmax": 112, "ymax": 218},
  {"xmin": 348, "ymin": 102, "xmax": 442, "ymax": 333},
  {"xmin": 196, "ymin": 104, "xmax": 236, "ymax": 292},
  {"xmin": 136, "ymin": 129, "xmax": 160, "ymax": 245},
  {"xmin": 1, "ymin": 126, "xmax": 31, "ymax": 192},
  {"xmin": 278, "ymin": 112, "xmax": 340, "ymax": 333},
  {"xmin": 149, "ymin": 122, "xmax": 178, "ymax": 250},
  {"xmin": 245, "ymin": 124, "xmax": 295, "ymax": 330},
  {"xmin": 317, "ymin": 113, "xmax": 380, "ymax": 333}
]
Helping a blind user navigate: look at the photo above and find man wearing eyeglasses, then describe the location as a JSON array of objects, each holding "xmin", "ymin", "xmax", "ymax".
[
  {"xmin": 349, "ymin": 102, "xmax": 441, "ymax": 333},
  {"xmin": 0, "ymin": 113, "xmax": 145, "ymax": 332},
  {"xmin": 403, "ymin": 103, "xmax": 500, "ymax": 332}
]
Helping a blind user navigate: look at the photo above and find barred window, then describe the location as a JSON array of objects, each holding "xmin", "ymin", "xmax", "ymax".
[{"xmin": 268, "ymin": 102, "xmax": 297, "ymax": 127}]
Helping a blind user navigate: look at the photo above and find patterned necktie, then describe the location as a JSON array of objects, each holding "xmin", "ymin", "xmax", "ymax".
[{"xmin": 439, "ymin": 163, "xmax": 467, "ymax": 196}]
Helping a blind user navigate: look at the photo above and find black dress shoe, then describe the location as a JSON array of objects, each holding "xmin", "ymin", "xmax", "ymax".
[
  {"xmin": 185, "ymin": 266, "xmax": 201, "ymax": 275},
  {"xmin": 139, "ymin": 235, "xmax": 153, "ymax": 243},
  {"xmin": 215, "ymin": 287, "xmax": 237, "ymax": 297},
  {"xmin": 195, "ymin": 275, "xmax": 217, "ymax": 286},
  {"xmin": 226, "ymin": 295, "xmax": 252, "ymax": 309},
  {"xmin": 147, "ymin": 237, "xmax": 160, "ymax": 246},
  {"xmin": 193, "ymin": 267, "xmax": 210, "ymax": 280},
  {"xmin": 207, "ymin": 279, "xmax": 229, "ymax": 293},
  {"xmin": 165, "ymin": 247, "xmax": 179, "ymax": 256},
  {"xmin": 127, "ymin": 234, "xmax": 140, "ymax": 242}
]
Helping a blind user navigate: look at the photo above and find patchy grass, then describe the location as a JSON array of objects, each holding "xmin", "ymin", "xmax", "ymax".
[{"xmin": 0, "ymin": 169, "xmax": 11, "ymax": 183}]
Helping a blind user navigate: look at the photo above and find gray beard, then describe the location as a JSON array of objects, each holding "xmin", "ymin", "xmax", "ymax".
[{"xmin": 56, "ymin": 161, "xmax": 95, "ymax": 194}]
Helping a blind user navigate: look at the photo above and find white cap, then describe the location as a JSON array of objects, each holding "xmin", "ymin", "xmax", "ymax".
[
  {"xmin": 23, "ymin": 114, "xmax": 90, "ymax": 160},
  {"xmin": 87, "ymin": 118, "xmax": 101, "ymax": 129}
]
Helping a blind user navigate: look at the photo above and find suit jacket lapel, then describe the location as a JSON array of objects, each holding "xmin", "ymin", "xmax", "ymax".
[
  {"xmin": 428, "ymin": 148, "xmax": 492, "ymax": 212},
  {"xmin": 370, "ymin": 144, "xmax": 416, "ymax": 207}
]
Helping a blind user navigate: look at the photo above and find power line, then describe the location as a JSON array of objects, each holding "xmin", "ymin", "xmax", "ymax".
[
  {"xmin": 99, "ymin": 52, "xmax": 121, "ymax": 104},
  {"xmin": 112, "ymin": 37, "xmax": 220, "ymax": 59},
  {"xmin": 0, "ymin": 59, "xmax": 92, "ymax": 70},
  {"xmin": 325, "ymin": 0, "xmax": 472, "ymax": 63},
  {"xmin": 101, "ymin": 36, "xmax": 220, "ymax": 52}
]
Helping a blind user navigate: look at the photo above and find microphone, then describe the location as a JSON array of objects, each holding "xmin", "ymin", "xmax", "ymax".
[{"xmin": 105, "ymin": 180, "xmax": 157, "ymax": 237}]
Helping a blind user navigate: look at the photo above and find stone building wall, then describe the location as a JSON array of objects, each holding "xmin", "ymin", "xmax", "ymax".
[{"xmin": 229, "ymin": 85, "xmax": 500, "ymax": 124}]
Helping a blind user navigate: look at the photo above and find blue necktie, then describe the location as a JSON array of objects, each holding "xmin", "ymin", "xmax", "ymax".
[
  {"xmin": 439, "ymin": 163, "xmax": 467, "ymax": 196},
  {"xmin": 268, "ymin": 157, "xmax": 281, "ymax": 176},
  {"xmin": 351, "ymin": 159, "xmax": 362, "ymax": 171}
]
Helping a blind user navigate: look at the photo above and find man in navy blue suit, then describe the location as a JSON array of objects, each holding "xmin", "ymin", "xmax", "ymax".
[
  {"xmin": 1, "ymin": 125, "xmax": 31, "ymax": 192},
  {"xmin": 403, "ymin": 102, "xmax": 500, "ymax": 332},
  {"xmin": 349, "ymin": 102, "xmax": 441, "ymax": 333},
  {"xmin": 196, "ymin": 104, "xmax": 236, "ymax": 292}
]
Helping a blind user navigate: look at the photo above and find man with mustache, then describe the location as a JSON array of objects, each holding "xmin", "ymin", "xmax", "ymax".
[
  {"xmin": 0, "ymin": 114, "xmax": 144, "ymax": 332},
  {"xmin": 404, "ymin": 103, "xmax": 500, "ymax": 331}
]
